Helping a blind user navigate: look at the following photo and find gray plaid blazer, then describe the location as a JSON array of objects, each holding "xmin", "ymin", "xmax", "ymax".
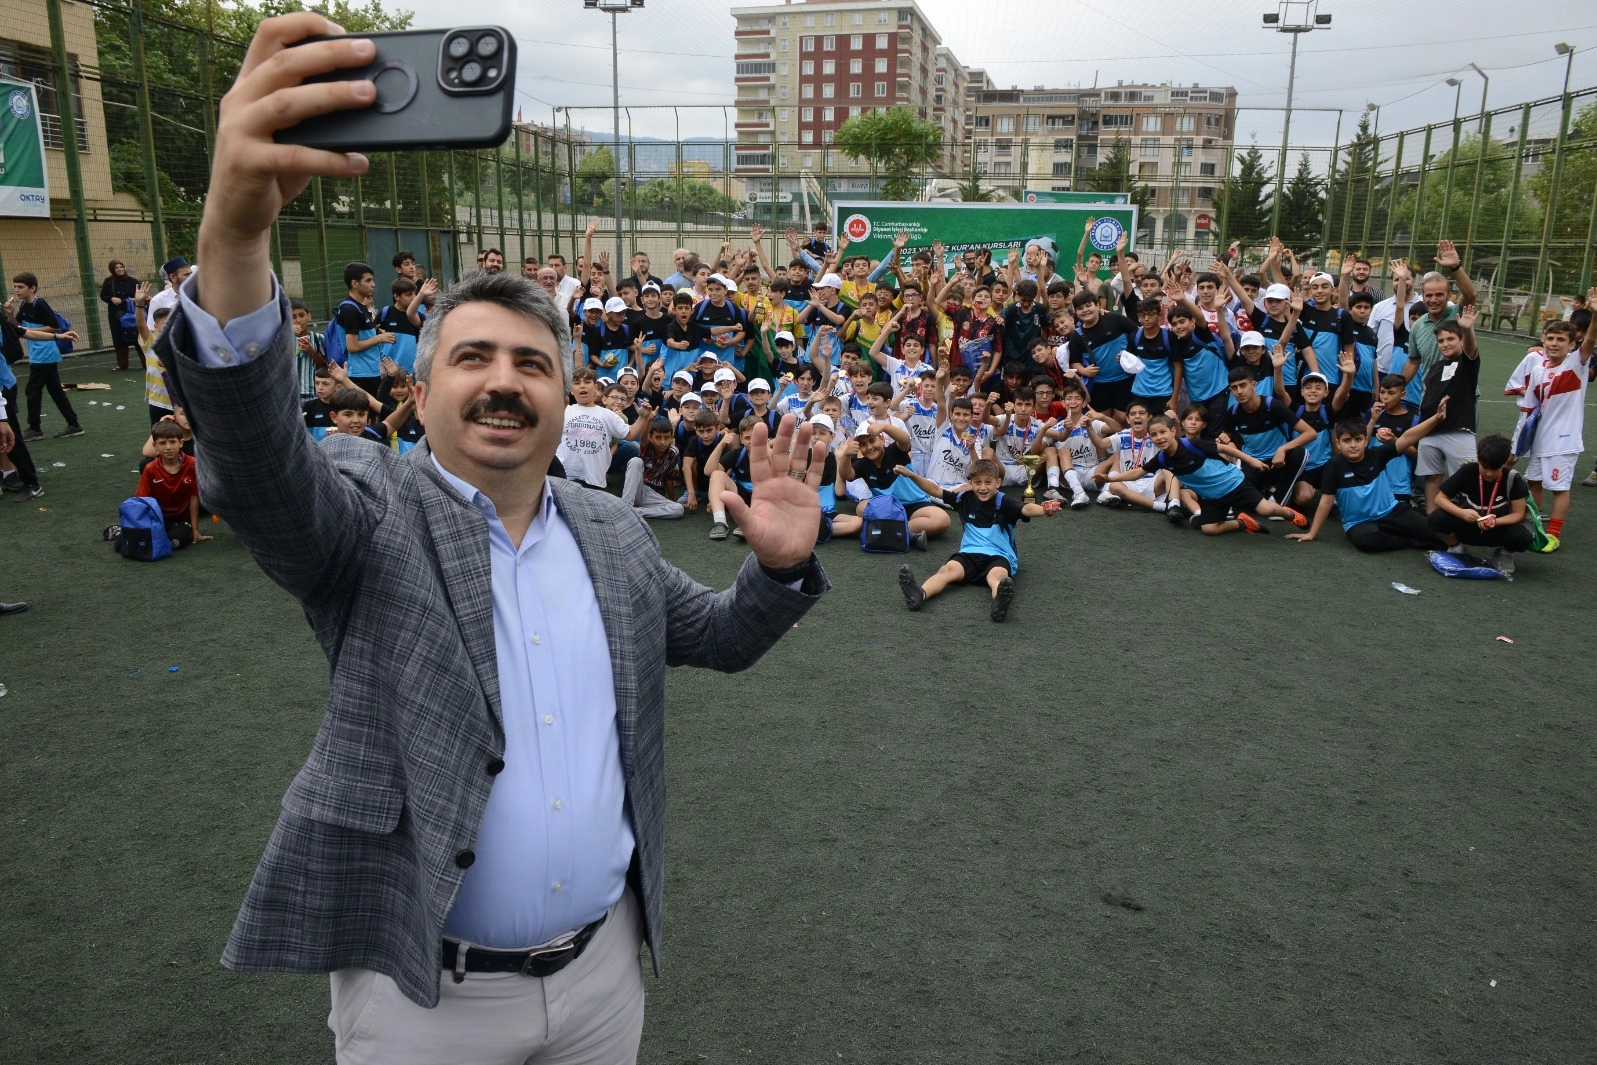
[{"xmin": 158, "ymin": 294, "xmax": 827, "ymax": 1008}]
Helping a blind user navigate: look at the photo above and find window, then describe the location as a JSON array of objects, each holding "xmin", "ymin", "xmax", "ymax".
[
  {"xmin": 802, "ymin": 130, "xmax": 814, "ymax": 144},
  {"xmin": 1209, "ymin": 91, "xmax": 1226, "ymax": 103},
  {"xmin": 1053, "ymin": 138, "xmax": 1074, "ymax": 153},
  {"xmin": 1177, "ymin": 137, "xmax": 1193, "ymax": 157},
  {"xmin": 850, "ymin": 58, "xmax": 862, "ymax": 74},
  {"xmin": 823, "ymin": 129, "xmax": 834, "ymax": 144},
  {"xmin": 823, "ymin": 12, "xmax": 835, "ymax": 26},
  {"xmin": 1023, "ymin": 115, "xmax": 1040, "ymax": 133},
  {"xmin": 736, "ymin": 61, "xmax": 776, "ymax": 76},
  {"xmin": 934, "ymin": 93, "xmax": 945, "ymax": 106},
  {"xmin": 1177, "ymin": 188, "xmax": 1191, "ymax": 206},
  {"xmin": 851, "ymin": 106, "xmax": 862, "ymax": 117},
  {"xmin": 803, "ymin": 153, "xmax": 814, "ymax": 167},
  {"xmin": 822, "ymin": 60, "xmax": 835, "ymax": 75},
  {"xmin": 850, "ymin": 82, "xmax": 862, "ymax": 98},
  {"xmin": 779, "ymin": 85, "xmax": 789, "ymax": 99},
  {"xmin": 1140, "ymin": 137, "xmax": 1159, "ymax": 157},
  {"xmin": 1052, "ymin": 161, "xmax": 1072, "ymax": 176},
  {"xmin": 869, "ymin": 58, "xmax": 885, "ymax": 75},
  {"xmin": 1199, "ymin": 162, "xmax": 1217, "ymax": 176},
  {"xmin": 878, "ymin": 12, "xmax": 889, "ymax": 24},
  {"xmin": 801, "ymin": 107, "xmax": 814, "ymax": 121},
  {"xmin": 996, "ymin": 115, "xmax": 1014, "ymax": 133},
  {"xmin": 736, "ymin": 151, "xmax": 770, "ymax": 167},
  {"xmin": 780, "ymin": 154, "xmax": 789, "ymax": 168},
  {"xmin": 875, "ymin": 82, "xmax": 887, "ymax": 98},
  {"xmin": 1197, "ymin": 186, "xmax": 1214, "ymax": 204},
  {"xmin": 801, "ymin": 84, "xmax": 813, "ymax": 99},
  {"xmin": 974, "ymin": 138, "xmax": 990, "ymax": 155},
  {"xmin": 1142, "ymin": 114, "xmax": 1161, "ymax": 132},
  {"xmin": 974, "ymin": 115, "xmax": 991, "ymax": 130},
  {"xmin": 822, "ymin": 106, "xmax": 834, "ymax": 121},
  {"xmin": 801, "ymin": 60, "xmax": 814, "ymax": 75},
  {"xmin": 1206, "ymin": 114, "xmax": 1223, "ymax": 130},
  {"xmin": 1102, "ymin": 113, "xmax": 1132, "ymax": 129},
  {"xmin": 778, "ymin": 62, "xmax": 788, "ymax": 75},
  {"xmin": 1170, "ymin": 89, "xmax": 1189, "ymax": 100},
  {"xmin": 779, "ymin": 38, "xmax": 789, "ymax": 52},
  {"xmin": 802, "ymin": 36, "xmax": 815, "ymax": 51},
  {"xmin": 778, "ymin": 108, "xmax": 789, "ymax": 122},
  {"xmin": 994, "ymin": 162, "xmax": 1011, "ymax": 175},
  {"xmin": 823, "ymin": 35, "xmax": 835, "ymax": 50},
  {"xmin": 779, "ymin": 15, "xmax": 788, "ymax": 28},
  {"xmin": 1175, "ymin": 114, "xmax": 1194, "ymax": 132},
  {"xmin": 850, "ymin": 34, "xmax": 862, "ymax": 49},
  {"xmin": 1047, "ymin": 114, "xmax": 1075, "ymax": 128},
  {"xmin": 803, "ymin": 13, "xmax": 814, "ymax": 27},
  {"xmin": 853, "ymin": 12, "xmax": 863, "ymax": 25},
  {"xmin": 0, "ymin": 40, "xmax": 88, "ymax": 152},
  {"xmin": 822, "ymin": 83, "xmax": 835, "ymax": 99},
  {"xmin": 995, "ymin": 138, "xmax": 1013, "ymax": 155}
]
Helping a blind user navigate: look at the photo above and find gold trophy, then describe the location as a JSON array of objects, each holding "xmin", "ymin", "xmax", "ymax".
[{"xmin": 1020, "ymin": 454, "xmax": 1042, "ymax": 500}]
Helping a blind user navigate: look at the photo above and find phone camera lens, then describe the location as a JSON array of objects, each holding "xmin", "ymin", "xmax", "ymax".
[
  {"xmin": 446, "ymin": 35, "xmax": 471, "ymax": 59},
  {"xmin": 459, "ymin": 60, "xmax": 483, "ymax": 85},
  {"xmin": 475, "ymin": 34, "xmax": 500, "ymax": 58}
]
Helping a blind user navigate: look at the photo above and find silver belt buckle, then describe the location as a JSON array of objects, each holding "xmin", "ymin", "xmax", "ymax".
[{"xmin": 519, "ymin": 936, "xmax": 578, "ymax": 975}]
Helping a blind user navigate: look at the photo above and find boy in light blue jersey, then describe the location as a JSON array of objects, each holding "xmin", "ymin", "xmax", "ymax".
[
  {"xmin": 836, "ymin": 421, "xmax": 952, "ymax": 550},
  {"xmin": 335, "ymin": 262, "xmax": 393, "ymax": 395},
  {"xmin": 1166, "ymin": 295, "xmax": 1233, "ymax": 437},
  {"xmin": 895, "ymin": 457, "xmax": 1051, "ymax": 623},
  {"xmin": 1339, "ymin": 290, "xmax": 1380, "ymax": 417}
]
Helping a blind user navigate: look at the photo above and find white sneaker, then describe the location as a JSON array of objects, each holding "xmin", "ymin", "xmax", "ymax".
[
  {"xmin": 1447, "ymin": 541, "xmax": 1468, "ymax": 556},
  {"xmin": 1042, "ymin": 487, "xmax": 1066, "ymax": 503},
  {"xmin": 1096, "ymin": 486, "xmax": 1122, "ymax": 507},
  {"xmin": 1070, "ymin": 489, "xmax": 1090, "ymax": 510}
]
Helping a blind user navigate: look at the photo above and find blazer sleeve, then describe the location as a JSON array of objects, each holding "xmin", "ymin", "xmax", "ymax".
[
  {"xmin": 156, "ymin": 293, "xmax": 382, "ymax": 606},
  {"xmin": 656, "ymin": 549, "xmax": 828, "ymax": 673}
]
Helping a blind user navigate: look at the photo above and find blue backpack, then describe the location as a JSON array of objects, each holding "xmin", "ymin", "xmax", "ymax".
[
  {"xmin": 115, "ymin": 496, "xmax": 173, "ymax": 561},
  {"xmin": 859, "ymin": 493, "xmax": 910, "ymax": 553},
  {"xmin": 54, "ymin": 311, "xmax": 74, "ymax": 354},
  {"xmin": 321, "ymin": 299, "xmax": 364, "ymax": 367}
]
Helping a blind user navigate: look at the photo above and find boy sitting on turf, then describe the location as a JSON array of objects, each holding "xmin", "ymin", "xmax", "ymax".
[
  {"xmin": 993, "ymin": 387, "xmax": 1049, "ymax": 489},
  {"xmin": 1287, "ymin": 398, "xmax": 1451, "ymax": 551},
  {"xmin": 1369, "ymin": 373, "xmax": 1421, "ymax": 506},
  {"xmin": 1042, "ymin": 380, "xmax": 1112, "ymax": 508},
  {"xmin": 678, "ymin": 408, "xmax": 722, "ymax": 512},
  {"xmin": 894, "ymin": 458, "xmax": 1049, "ymax": 622},
  {"xmin": 1089, "ymin": 399, "xmax": 1174, "ymax": 513},
  {"xmin": 107, "ymin": 420, "xmax": 212, "ymax": 553},
  {"xmin": 804, "ymin": 413, "xmax": 844, "ymax": 543},
  {"xmin": 836, "ymin": 421, "xmax": 951, "ymax": 549},
  {"xmin": 1426, "ymin": 433, "xmax": 1531, "ymax": 573},
  {"xmin": 1105, "ymin": 414, "xmax": 1308, "ymax": 535},
  {"xmin": 1220, "ymin": 364, "xmax": 1318, "ymax": 505},
  {"xmin": 633, "ymin": 417, "xmax": 687, "ymax": 520},
  {"xmin": 706, "ymin": 416, "xmax": 760, "ymax": 541}
]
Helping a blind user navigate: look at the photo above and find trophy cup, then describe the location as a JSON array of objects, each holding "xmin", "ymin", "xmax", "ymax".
[{"xmin": 1020, "ymin": 454, "xmax": 1042, "ymax": 500}]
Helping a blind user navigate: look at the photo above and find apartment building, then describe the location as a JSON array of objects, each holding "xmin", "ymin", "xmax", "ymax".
[
  {"xmin": 963, "ymin": 71, "xmax": 1083, "ymax": 193},
  {"xmin": 729, "ymin": 0, "xmax": 954, "ymax": 203}
]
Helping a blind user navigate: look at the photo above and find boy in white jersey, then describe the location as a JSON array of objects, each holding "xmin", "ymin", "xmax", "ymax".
[
  {"xmin": 925, "ymin": 394, "xmax": 986, "ymax": 491},
  {"xmin": 868, "ymin": 313, "xmax": 933, "ymax": 390},
  {"xmin": 895, "ymin": 368, "xmax": 942, "ymax": 475},
  {"xmin": 1512, "ymin": 312, "xmax": 1594, "ymax": 547},
  {"xmin": 1089, "ymin": 398, "xmax": 1177, "ymax": 513},
  {"xmin": 1041, "ymin": 380, "xmax": 1114, "ymax": 509},
  {"xmin": 993, "ymin": 387, "xmax": 1050, "ymax": 488}
]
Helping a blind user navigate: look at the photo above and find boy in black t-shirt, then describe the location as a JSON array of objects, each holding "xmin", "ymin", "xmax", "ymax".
[
  {"xmin": 1416, "ymin": 309, "xmax": 1482, "ymax": 513},
  {"xmin": 678, "ymin": 408, "xmax": 725, "ymax": 514},
  {"xmin": 1426, "ymin": 433, "xmax": 1532, "ymax": 572},
  {"xmin": 11, "ymin": 272, "xmax": 83, "ymax": 439},
  {"xmin": 302, "ymin": 368, "xmax": 338, "ymax": 440},
  {"xmin": 663, "ymin": 293, "xmax": 703, "ymax": 377},
  {"xmin": 628, "ymin": 283, "xmax": 671, "ymax": 368}
]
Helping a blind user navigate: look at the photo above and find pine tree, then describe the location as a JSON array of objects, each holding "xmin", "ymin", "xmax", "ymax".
[
  {"xmin": 1278, "ymin": 153, "xmax": 1325, "ymax": 254},
  {"xmin": 1212, "ymin": 142, "xmax": 1272, "ymax": 248},
  {"xmin": 1085, "ymin": 138, "xmax": 1151, "ymax": 213},
  {"xmin": 1324, "ymin": 113, "xmax": 1385, "ymax": 254}
]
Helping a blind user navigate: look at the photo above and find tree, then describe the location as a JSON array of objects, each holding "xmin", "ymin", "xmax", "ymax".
[
  {"xmin": 1211, "ymin": 142, "xmax": 1272, "ymax": 248},
  {"xmin": 1278, "ymin": 153, "xmax": 1325, "ymax": 254},
  {"xmin": 631, "ymin": 178, "xmax": 741, "ymax": 218},
  {"xmin": 575, "ymin": 147, "xmax": 617, "ymax": 209},
  {"xmin": 1084, "ymin": 138, "xmax": 1150, "ymax": 213},
  {"xmin": 956, "ymin": 152, "xmax": 995, "ymax": 202},
  {"xmin": 1527, "ymin": 99, "xmax": 1597, "ymax": 292},
  {"xmin": 834, "ymin": 107, "xmax": 944, "ymax": 201},
  {"xmin": 1323, "ymin": 112, "xmax": 1386, "ymax": 254}
]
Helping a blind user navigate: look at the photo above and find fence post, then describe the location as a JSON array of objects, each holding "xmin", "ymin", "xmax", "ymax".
[
  {"xmin": 445, "ymin": 151, "xmax": 459, "ymax": 281},
  {"xmin": 45, "ymin": 0, "xmax": 102, "ymax": 349},
  {"xmin": 197, "ymin": 17, "xmax": 216, "ymax": 159},
  {"xmin": 386, "ymin": 152, "xmax": 399, "ymax": 249},
  {"xmin": 1533, "ymin": 90, "xmax": 1574, "ymax": 298},
  {"xmin": 311, "ymin": 177, "xmax": 330, "ymax": 316},
  {"xmin": 1439, "ymin": 116, "xmax": 1462, "ymax": 237},
  {"xmin": 1336, "ymin": 135, "xmax": 1357, "ymax": 253},
  {"xmin": 1494, "ymin": 106, "xmax": 1531, "ymax": 322},
  {"xmin": 1462, "ymin": 111, "xmax": 1492, "ymax": 275},
  {"xmin": 1215, "ymin": 141, "xmax": 1234, "ymax": 252},
  {"xmin": 1407, "ymin": 124, "xmax": 1433, "ymax": 265},
  {"xmin": 495, "ymin": 149, "xmax": 508, "ymax": 259},
  {"xmin": 533, "ymin": 132, "xmax": 546, "ymax": 261},
  {"xmin": 1380, "ymin": 131, "xmax": 1404, "ymax": 273},
  {"xmin": 353, "ymin": 173, "xmax": 366, "ymax": 260},
  {"xmin": 674, "ymin": 138, "xmax": 684, "ymax": 250},
  {"xmin": 1581, "ymin": 152, "xmax": 1597, "ymax": 291},
  {"xmin": 514, "ymin": 132, "xmax": 527, "ymax": 268},
  {"xmin": 1359, "ymin": 133, "xmax": 1382, "ymax": 256},
  {"xmin": 566, "ymin": 135, "xmax": 578, "ymax": 262},
  {"xmin": 129, "ymin": 0, "xmax": 166, "ymax": 267},
  {"xmin": 472, "ymin": 151, "xmax": 485, "ymax": 253}
]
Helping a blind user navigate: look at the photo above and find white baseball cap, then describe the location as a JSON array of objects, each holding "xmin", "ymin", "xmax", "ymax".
[
  {"xmin": 618, "ymin": 365, "xmax": 639, "ymax": 378},
  {"xmin": 713, "ymin": 368, "xmax": 737, "ymax": 383},
  {"xmin": 817, "ymin": 273, "xmax": 844, "ymax": 290},
  {"xmin": 603, "ymin": 296, "xmax": 628, "ymax": 314},
  {"xmin": 696, "ymin": 350, "xmax": 719, "ymax": 362},
  {"xmin": 641, "ymin": 282, "xmax": 661, "ymax": 293},
  {"xmin": 680, "ymin": 391, "xmax": 703, "ymax": 405},
  {"xmin": 597, "ymin": 376, "xmax": 615, "ymax": 387},
  {"xmin": 1301, "ymin": 371, "xmax": 1329, "ymax": 386},
  {"xmin": 809, "ymin": 413, "xmax": 835, "ymax": 432},
  {"xmin": 1263, "ymin": 283, "xmax": 1292, "ymax": 301},
  {"xmin": 747, "ymin": 378, "xmax": 772, "ymax": 393},
  {"xmin": 774, "ymin": 330, "xmax": 796, "ymax": 344},
  {"xmin": 672, "ymin": 370, "xmax": 695, "ymax": 384},
  {"xmin": 853, "ymin": 422, "xmax": 875, "ymax": 438},
  {"xmin": 582, "ymin": 297, "xmax": 604, "ymax": 312},
  {"xmin": 1309, "ymin": 272, "xmax": 1334, "ymax": 285},
  {"xmin": 699, "ymin": 382, "xmax": 719, "ymax": 393},
  {"xmin": 708, "ymin": 273, "xmax": 733, "ymax": 288},
  {"xmin": 1238, "ymin": 330, "xmax": 1267, "ymax": 349}
]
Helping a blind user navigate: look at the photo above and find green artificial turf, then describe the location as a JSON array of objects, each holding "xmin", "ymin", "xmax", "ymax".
[{"xmin": 1, "ymin": 336, "xmax": 1593, "ymax": 1064}]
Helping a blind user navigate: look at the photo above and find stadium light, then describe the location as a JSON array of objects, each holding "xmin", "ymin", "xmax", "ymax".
[
  {"xmin": 1263, "ymin": 2, "xmax": 1331, "ymax": 235},
  {"xmin": 585, "ymin": 0, "xmax": 645, "ymax": 271}
]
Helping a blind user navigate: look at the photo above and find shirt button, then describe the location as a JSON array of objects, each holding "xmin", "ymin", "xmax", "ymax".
[
  {"xmin": 544, "ymin": 714, "xmax": 554, "ymax": 725},
  {"xmin": 531, "ymin": 633, "xmax": 542, "ymax": 645},
  {"xmin": 486, "ymin": 757, "xmax": 505, "ymax": 776},
  {"xmin": 552, "ymin": 798, "xmax": 562, "ymax": 810},
  {"xmin": 455, "ymin": 849, "xmax": 476, "ymax": 869},
  {"xmin": 553, "ymin": 881, "xmax": 563, "ymax": 891}
]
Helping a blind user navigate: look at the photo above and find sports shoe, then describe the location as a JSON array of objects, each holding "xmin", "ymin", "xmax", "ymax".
[
  {"xmin": 1447, "ymin": 541, "xmax": 1468, "ymax": 556},
  {"xmin": 0, "ymin": 473, "xmax": 21, "ymax": 494},
  {"xmin": 1097, "ymin": 486, "xmax": 1123, "ymax": 508},
  {"xmin": 731, "ymin": 525, "xmax": 745, "ymax": 540},
  {"xmin": 910, "ymin": 530, "xmax": 928, "ymax": 551},
  {"xmin": 1042, "ymin": 487, "xmax": 1066, "ymax": 503},
  {"xmin": 1581, "ymin": 472, "xmax": 1597, "ymax": 488},
  {"xmin": 898, "ymin": 564, "xmax": 925, "ymax": 611},
  {"xmin": 990, "ymin": 577, "xmax": 1015, "ymax": 622},
  {"xmin": 1166, "ymin": 500, "xmax": 1185, "ymax": 524},
  {"xmin": 1538, "ymin": 534, "xmax": 1561, "ymax": 554},
  {"xmin": 1237, "ymin": 512, "xmax": 1266, "ymax": 534},
  {"xmin": 54, "ymin": 425, "xmax": 85, "ymax": 439},
  {"xmin": 103, "ymin": 524, "xmax": 121, "ymax": 542},
  {"xmin": 1282, "ymin": 507, "xmax": 1309, "ymax": 529},
  {"xmin": 16, "ymin": 485, "xmax": 43, "ymax": 502},
  {"xmin": 708, "ymin": 521, "xmax": 729, "ymax": 541},
  {"xmin": 1188, "ymin": 512, "xmax": 1204, "ymax": 530},
  {"xmin": 20, "ymin": 428, "xmax": 42, "ymax": 442},
  {"xmin": 1070, "ymin": 489, "xmax": 1091, "ymax": 510},
  {"xmin": 1490, "ymin": 548, "xmax": 1516, "ymax": 576}
]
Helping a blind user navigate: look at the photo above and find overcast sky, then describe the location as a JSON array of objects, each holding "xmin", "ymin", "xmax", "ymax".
[{"xmin": 407, "ymin": 0, "xmax": 1597, "ymax": 145}]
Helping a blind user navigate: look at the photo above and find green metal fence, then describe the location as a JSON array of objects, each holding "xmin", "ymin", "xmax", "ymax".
[{"xmin": 6, "ymin": 0, "xmax": 1595, "ymax": 347}]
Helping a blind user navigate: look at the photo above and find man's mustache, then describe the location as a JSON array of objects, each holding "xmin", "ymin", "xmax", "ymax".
[{"xmin": 463, "ymin": 394, "xmax": 539, "ymax": 429}]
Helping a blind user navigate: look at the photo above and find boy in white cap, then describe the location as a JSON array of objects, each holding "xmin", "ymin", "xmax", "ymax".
[
  {"xmin": 1296, "ymin": 271, "xmax": 1347, "ymax": 392},
  {"xmin": 802, "ymin": 272, "xmax": 849, "ymax": 335},
  {"xmin": 582, "ymin": 295, "xmax": 637, "ymax": 374},
  {"xmin": 670, "ymin": 388, "xmax": 704, "ymax": 441},
  {"xmin": 745, "ymin": 378, "xmax": 780, "ymax": 433},
  {"xmin": 1255, "ymin": 282, "xmax": 1304, "ymax": 401},
  {"xmin": 710, "ymin": 366, "xmax": 752, "ymax": 425},
  {"xmin": 577, "ymin": 296, "xmax": 605, "ymax": 365},
  {"xmin": 631, "ymin": 282, "xmax": 671, "ymax": 367},
  {"xmin": 694, "ymin": 273, "xmax": 748, "ymax": 373},
  {"xmin": 767, "ymin": 329, "xmax": 803, "ymax": 395},
  {"xmin": 689, "ymin": 350, "xmax": 722, "ymax": 392}
]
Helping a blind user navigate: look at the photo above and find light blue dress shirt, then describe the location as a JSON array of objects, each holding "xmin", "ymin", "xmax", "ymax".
[{"xmin": 179, "ymin": 273, "xmax": 635, "ymax": 949}]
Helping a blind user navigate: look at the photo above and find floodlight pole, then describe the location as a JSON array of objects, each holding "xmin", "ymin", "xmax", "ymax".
[
  {"xmin": 1263, "ymin": 2, "xmax": 1330, "ymax": 236},
  {"xmin": 588, "ymin": 0, "xmax": 639, "ymax": 274}
]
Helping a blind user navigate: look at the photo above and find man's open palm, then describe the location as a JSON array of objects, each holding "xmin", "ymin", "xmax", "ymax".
[{"xmin": 722, "ymin": 415, "xmax": 826, "ymax": 570}]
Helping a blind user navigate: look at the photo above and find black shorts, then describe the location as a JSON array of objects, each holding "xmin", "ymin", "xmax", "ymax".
[
  {"xmin": 1245, "ymin": 447, "xmax": 1307, "ymax": 502},
  {"xmin": 1197, "ymin": 481, "xmax": 1267, "ymax": 526},
  {"xmin": 1129, "ymin": 391, "xmax": 1171, "ymax": 417},
  {"xmin": 949, "ymin": 552, "xmax": 1011, "ymax": 584},
  {"xmin": 904, "ymin": 500, "xmax": 939, "ymax": 517},
  {"xmin": 734, "ymin": 483, "xmax": 753, "ymax": 507},
  {"xmin": 1089, "ymin": 377, "xmax": 1135, "ymax": 414}
]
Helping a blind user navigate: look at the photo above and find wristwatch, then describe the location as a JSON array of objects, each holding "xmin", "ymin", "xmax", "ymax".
[{"xmin": 760, "ymin": 553, "xmax": 820, "ymax": 586}]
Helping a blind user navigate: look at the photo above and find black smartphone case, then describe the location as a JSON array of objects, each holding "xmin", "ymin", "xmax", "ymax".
[{"xmin": 276, "ymin": 28, "xmax": 515, "ymax": 152}]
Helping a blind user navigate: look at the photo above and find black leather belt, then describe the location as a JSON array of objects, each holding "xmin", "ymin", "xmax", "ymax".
[{"xmin": 442, "ymin": 913, "xmax": 607, "ymax": 982}]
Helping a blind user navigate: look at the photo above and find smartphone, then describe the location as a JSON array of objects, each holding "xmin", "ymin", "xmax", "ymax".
[{"xmin": 275, "ymin": 27, "xmax": 515, "ymax": 152}]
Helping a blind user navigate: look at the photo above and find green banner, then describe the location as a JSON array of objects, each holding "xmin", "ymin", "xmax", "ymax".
[
  {"xmin": 1022, "ymin": 190, "xmax": 1130, "ymax": 205},
  {"xmin": 0, "ymin": 76, "xmax": 49, "ymax": 218},
  {"xmin": 832, "ymin": 200, "xmax": 1138, "ymax": 270}
]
